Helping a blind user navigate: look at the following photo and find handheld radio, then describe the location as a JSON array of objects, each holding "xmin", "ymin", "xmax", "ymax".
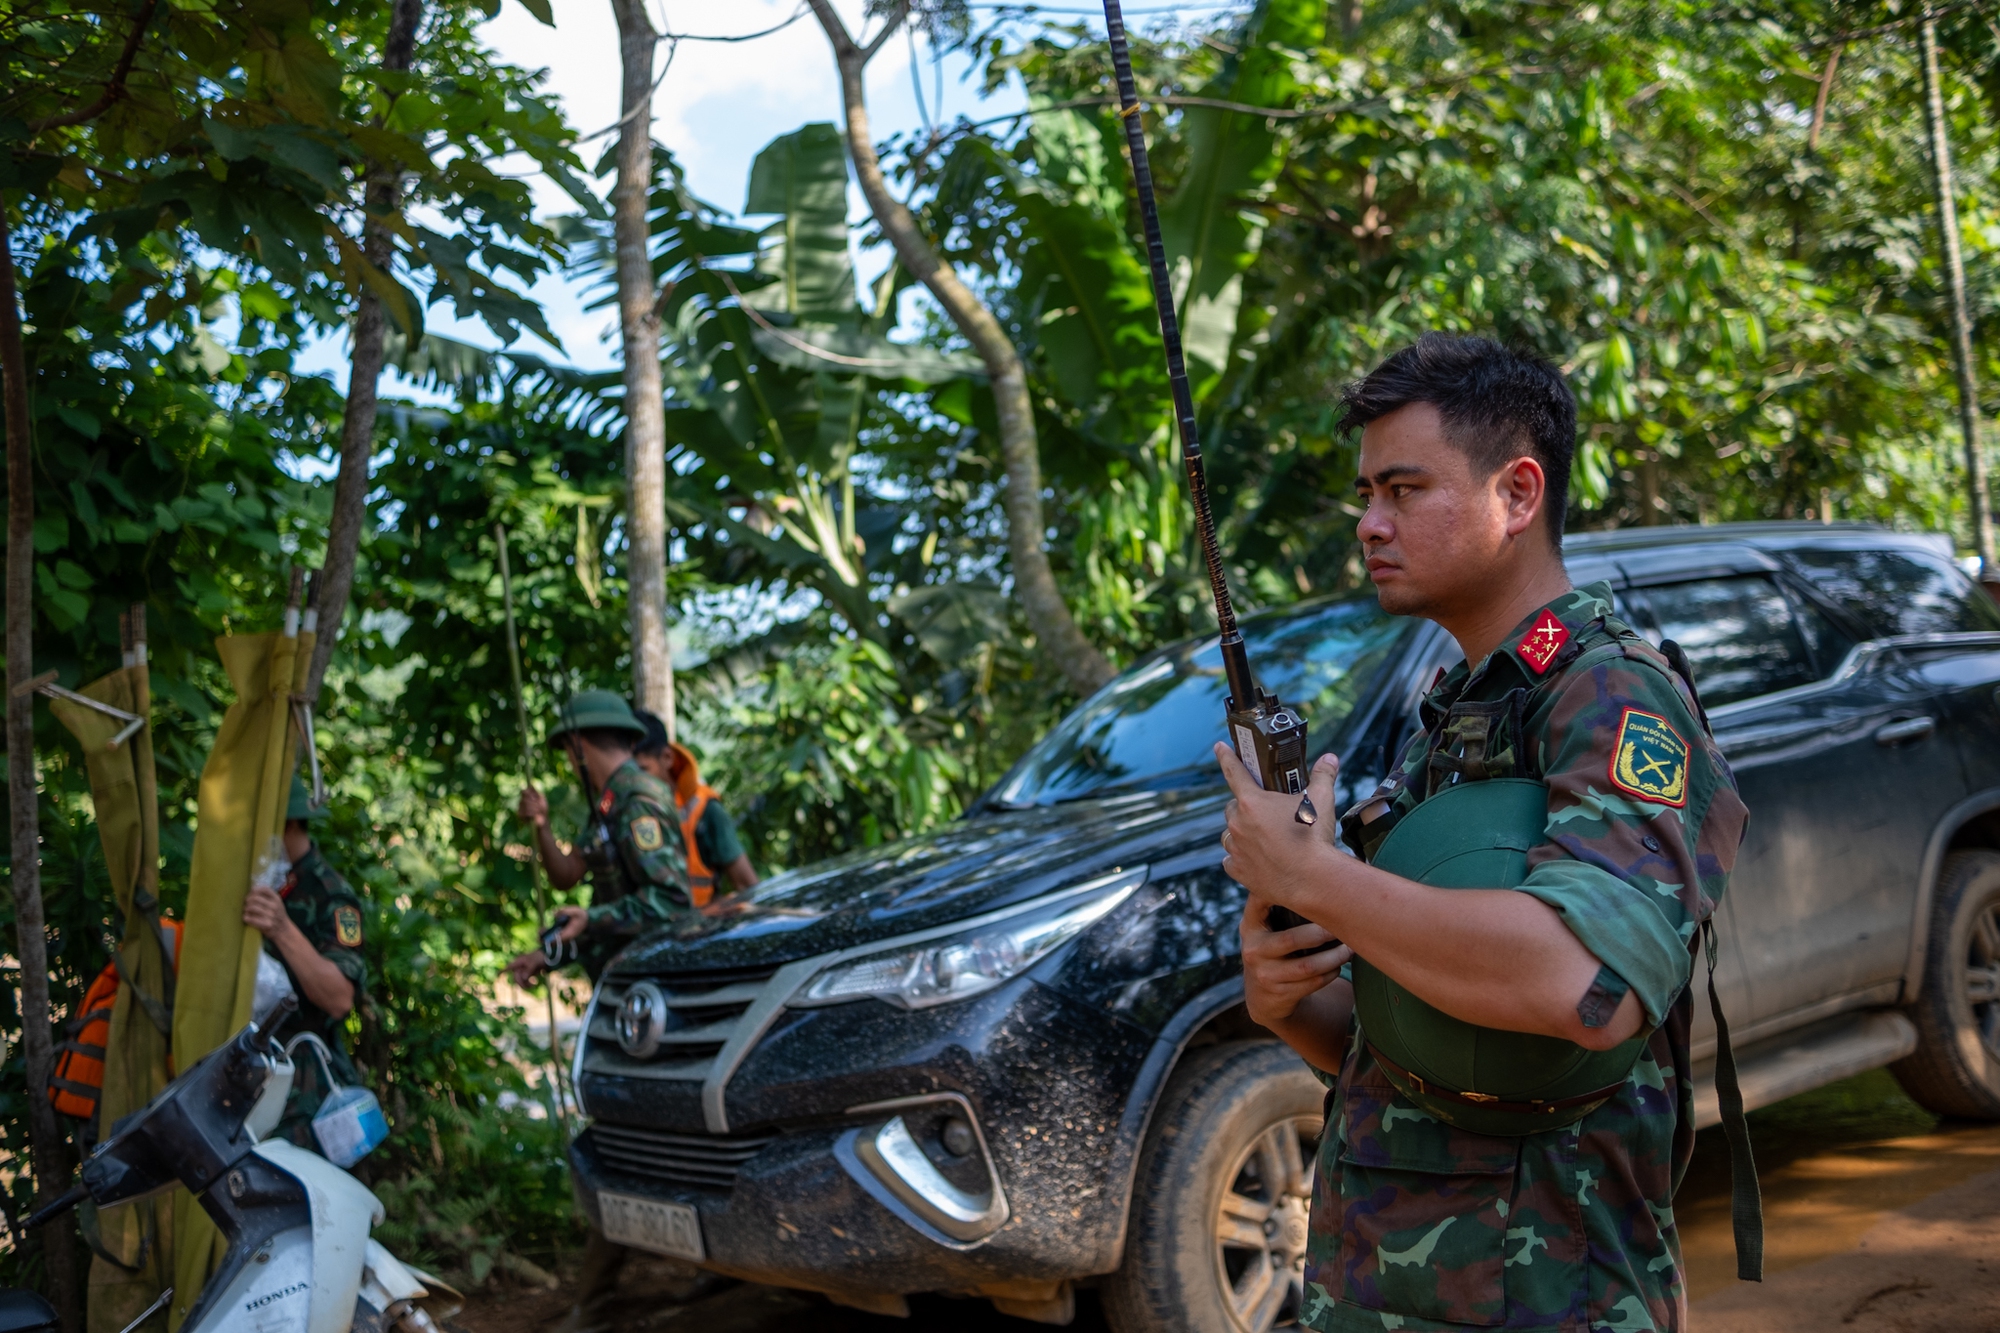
[{"xmin": 1099, "ymin": 0, "xmax": 1318, "ymax": 937}]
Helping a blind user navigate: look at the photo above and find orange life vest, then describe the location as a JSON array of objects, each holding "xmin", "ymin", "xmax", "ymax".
[
  {"xmin": 669, "ymin": 741, "xmax": 720, "ymax": 908},
  {"xmin": 680, "ymin": 784, "xmax": 719, "ymax": 908},
  {"xmin": 49, "ymin": 917, "xmax": 183, "ymax": 1121}
]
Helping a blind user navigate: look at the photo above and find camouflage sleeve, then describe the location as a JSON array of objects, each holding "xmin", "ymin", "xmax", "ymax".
[
  {"xmin": 585, "ymin": 791, "xmax": 691, "ymax": 931},
  {"xmin": 315, "ymin": 874, "xmax": 369, "ymax": 1000},
  {"xmin": 1517, "ymin": 647, "xmax": 1749, "ymax": 1026}
]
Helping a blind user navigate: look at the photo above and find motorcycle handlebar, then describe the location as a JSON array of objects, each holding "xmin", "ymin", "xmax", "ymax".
[{"xmin": 26, "ymin": 1183, "xmax": 88, "ymax": 1230}]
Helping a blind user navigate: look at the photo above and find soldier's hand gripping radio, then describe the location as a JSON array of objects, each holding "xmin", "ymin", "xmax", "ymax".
[
  {"xmin": 1227, "ymin": 661, "xmax": 1329, "ymax": 947},
  {"xmin": 1099, "ymin": 0, "xmax": 1327, "ymax": 949},
  {"xmin": 1228, "ymin": 687, "xmax": 1310, "ymax": 796}
]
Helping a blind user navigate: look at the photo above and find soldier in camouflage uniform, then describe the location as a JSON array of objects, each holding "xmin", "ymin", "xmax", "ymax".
[
  {"xmin": 240, "ymin": 775, "xmax": 370, "ymax": 1145},
  {"xmin": 506, "ymin": 692, "xmax": 703, "ymax": 1331},
  {"xmin": 509, "ymin": 690, "xmax": 697, "ymax": 987},
  {"xmin": 1220, "ymin": 334, "xmax": 1749, "ymax": 1333}
]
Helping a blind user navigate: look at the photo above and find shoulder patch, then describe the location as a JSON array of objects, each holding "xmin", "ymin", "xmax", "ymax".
[
  {"xmin": 1608, "ymin": 707, "xmax": 1689, "ymax": 807},
  {"xmin": 629, "ymin": 815, "xmax": 665, "ymax": 852},
  {"xmin": 1518, "ymin": 608, "xmax": 1570, "ymax": 674},
  {"xmin": 333, "ymin": 903, "xmax": 364, "ymax": 948}
]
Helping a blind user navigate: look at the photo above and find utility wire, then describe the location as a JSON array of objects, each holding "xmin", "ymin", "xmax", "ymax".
[
  {"xmin": 576, "ymin": 5, "xmax": 807, "ymax": 147},
  {"xmin": 971, "ymin": 1, "xmax": 1241, "ymax": 12},
  {"xmin": 654, "ymin": 3, "xmax": 808, "ymax": 43}
]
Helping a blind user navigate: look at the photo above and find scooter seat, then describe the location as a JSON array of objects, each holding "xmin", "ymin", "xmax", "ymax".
[{"xmin": 0, "ymin": 1290, "xmax": 58, "ymax": 1333}]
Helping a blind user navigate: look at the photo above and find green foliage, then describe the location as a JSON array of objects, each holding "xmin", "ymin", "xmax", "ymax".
[
  {"xmin": 0, "ymin": 0, "xmax": 593, "ymax": 1291},
  {"xmin": 708, "ymin": 635, "xmax": 967, "ymax": 864},
  {"xmin": 1155, "ymin": 0, "xmax": 1321, "ymax": 382},
  {"xmin": 0, "ymin": 0, "xmax": 580, "ymax": 349},
  {"xmin": 9, "ymin": 0, "xmax": 2000, "ymax": 1302}
]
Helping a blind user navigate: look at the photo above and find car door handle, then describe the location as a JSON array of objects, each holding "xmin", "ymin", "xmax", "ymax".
[{"xmin": 1874, "ymin": 716, "xmax": 1936, "ymax": 746}]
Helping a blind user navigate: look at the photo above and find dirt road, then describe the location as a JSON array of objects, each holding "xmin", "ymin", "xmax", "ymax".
[{"xmin": 459, "ymin": 1070, "xmax": 2000, "ymax": 1333}]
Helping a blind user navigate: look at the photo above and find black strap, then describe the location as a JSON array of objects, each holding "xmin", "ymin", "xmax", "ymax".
[
  {"xmin": 113, "ymin": 950, "xmax": 175, "ymax": 1037},
  {"xmin": 1703, "ymin": 919, "xmax": 1763, "ymax": 1280},
  {"xmin": 76, "ymin": 1197, "xmax": 147, "ymax": 1275},
  {"xmin": 135, "ymin": 886, "xmax": 181, "ymax": 1010},
  {"xmin": 1660, "ymin": 639, "xmax": 1713, "ymax": 737}
]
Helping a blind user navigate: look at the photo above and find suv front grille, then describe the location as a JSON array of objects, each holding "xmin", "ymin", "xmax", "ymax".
[
  {"xmin": 582, "ymin": 966, "xmax": 780, "ymax": 1083},
  {"xmin": 589, "ymin": 1123, "xmax": 775, "ymax": 1189}
]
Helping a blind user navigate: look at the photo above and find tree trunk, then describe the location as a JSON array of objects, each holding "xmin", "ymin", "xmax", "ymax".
[
  {"xmin": 611, "ymin": 0, "xmax": 675, "ymax": 732},
  {"xmin": 0, "ymin": 207, "xmax": 79, "ymax": 1333},
  {"xmin": 804, "ymin": 0, "xmax": 1115, "ymax": 696},
  {"xmin": 1919, "ymin": 9, "xmax": 1997, "ymax": 574},
  {"xmin": 305, "ymin": 0, "xmax": 426, "ymax": 703}
]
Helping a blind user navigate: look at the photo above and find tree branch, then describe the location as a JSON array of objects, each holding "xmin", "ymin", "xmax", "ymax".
[
  {"xmin": 1807, "ymin": 44, "xmax": 1842, "ymax": 152},
  {"xmin": 812, "ymin": 0, "xmax": 859, "ymax": 56},
  {"xmin": 26, "ymin": 0, "xmax": 161, "ymax": 134},
  {"xmin": 306, "ymin": 0, "xmax": 425, "ymax": 704},
  {"xmin": 860, "ymin": 0, "xmax": 910, "ymax": 61},
  {"xmin": 804, "ymin": 0, "xmax": 1116, "ymax": 694},
  {"xmin": 1804, "ymin": 0, "xmax": 1996, "ymax": 49}
]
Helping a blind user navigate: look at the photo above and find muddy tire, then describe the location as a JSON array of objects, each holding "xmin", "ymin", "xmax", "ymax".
[
  {"xmin": 1103, "ymin": 1041, "xmax": 1324, "ymax": 1333},
  {"xmin": 1892, "ymin": 850, "xmax": 2000, "ymax": 1119}
]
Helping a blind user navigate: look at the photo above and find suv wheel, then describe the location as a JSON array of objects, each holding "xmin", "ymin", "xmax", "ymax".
[
  {"xmin": 1892, "ymin": 850, "xmax": 2000, "ymax": 1119},
  {"xmin": 1104, "ymin": 1041, "xmax": 1323, "ymax": 1333}
]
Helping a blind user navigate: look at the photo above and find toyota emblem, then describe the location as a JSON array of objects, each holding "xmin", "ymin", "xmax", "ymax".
[{"xmin": 617, "ymin": 980, "xmax": 667, "ymax": 1059}]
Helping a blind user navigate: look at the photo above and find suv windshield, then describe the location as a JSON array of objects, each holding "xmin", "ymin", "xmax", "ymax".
[{"xmin": 988, "ymin": 597, "xmax": 1413, "ymax": 807}]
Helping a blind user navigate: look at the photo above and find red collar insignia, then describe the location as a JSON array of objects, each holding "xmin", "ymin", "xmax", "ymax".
[
  {"xmin": 1518, "ymin": 608, "xmax": 1570, "ymax": 674},
  {"xmin": 597, "ymin": 787, "xmax": 616, "ymax": 816}
]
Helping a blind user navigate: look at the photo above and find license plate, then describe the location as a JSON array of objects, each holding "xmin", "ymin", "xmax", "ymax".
[{"xmin": 599, "ymin": 1190, "xmax": 705, "ymax": 1262}]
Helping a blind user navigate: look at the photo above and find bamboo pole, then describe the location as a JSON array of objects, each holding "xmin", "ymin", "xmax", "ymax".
[
  {"xmin": 1919, "ymin": 6, "xmax": 1997, "ymax": 574},
  {"xmin": 496, "ymin": 524, "xmax": 571, "ymax": 1125}
]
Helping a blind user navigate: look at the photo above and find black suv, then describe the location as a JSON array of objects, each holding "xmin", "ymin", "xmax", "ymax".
[{"xmin": 567, "ymin": 523, "xmax": 2000, "ymax": 1332}]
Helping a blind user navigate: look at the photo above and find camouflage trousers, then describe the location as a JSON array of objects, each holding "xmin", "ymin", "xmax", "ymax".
[{"xmin": 1301, "ymin": 1045, "xmax": 1688, "ymax": 1333}]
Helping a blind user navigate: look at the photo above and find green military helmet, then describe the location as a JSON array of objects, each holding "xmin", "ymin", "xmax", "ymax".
[
  {"xmin": 551, "ymin": 689, "xmax": 647, "ymax": 742},
  {"xmin": 286, "ymin": 775, "xmax": 328, "ymax": 823},
  {"xmin": 1354, "ymin": 777, "xmax": 1647, "ymax": 1136}
]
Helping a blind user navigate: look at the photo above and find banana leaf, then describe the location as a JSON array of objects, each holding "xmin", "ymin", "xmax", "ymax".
[{"xmin": 1157, "ymin": 0, "xmax": 1321, "ymax": 380}]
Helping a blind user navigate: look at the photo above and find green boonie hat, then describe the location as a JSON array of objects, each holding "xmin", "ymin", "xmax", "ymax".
[
  {"xmin": 551, "ymin": 689, "xmax": 647, "ymax": 741},
  {"xmin": 287, "ymin": 775, "xmax": 327, "ymax": 822}
]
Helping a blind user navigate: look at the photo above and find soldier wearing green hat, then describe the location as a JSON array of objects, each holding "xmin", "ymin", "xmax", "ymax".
[
  {"xmin": 508, "ymin": 692, "xmax": 703, "ymax": 1332},
  {"xmin": 240, "ymin": 774, "xmax": 370, "ymax": 1144},
  {"xmin": 508, "ymin": 690, "xmax": 695, "ymax": 987}
]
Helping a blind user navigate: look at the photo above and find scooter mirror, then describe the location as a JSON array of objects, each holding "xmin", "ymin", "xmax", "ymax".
[{"xmin": 250, "ymin": 994, "xmax": 299, "ymax": 1051}]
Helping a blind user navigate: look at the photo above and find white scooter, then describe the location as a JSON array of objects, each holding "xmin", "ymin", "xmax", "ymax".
[{"xmin": 12, "ymin": 1002, "xmax": 457, "ymax": 1333}]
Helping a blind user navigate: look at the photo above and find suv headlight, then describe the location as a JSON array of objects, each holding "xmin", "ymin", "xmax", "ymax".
[{"xmin": 794, "ymin": 868, "xmax": 1146, "ymax": 1010}]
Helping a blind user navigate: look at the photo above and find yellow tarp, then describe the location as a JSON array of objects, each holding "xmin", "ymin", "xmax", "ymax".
[
  {"xmin": 168, "ymin": 626, "xmax": 311, "ymax": 1331},
  {"xmin": 50, "ymin": 663, "xmax": 172, "ymax": 1333}
]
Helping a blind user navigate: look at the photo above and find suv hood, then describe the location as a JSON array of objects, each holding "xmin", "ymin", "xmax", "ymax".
[{"xmin": 609, "ymin": 787, "xmax": 1227, "ymax": 976}]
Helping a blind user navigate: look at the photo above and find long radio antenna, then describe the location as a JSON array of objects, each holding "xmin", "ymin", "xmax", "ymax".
[{"xmin": 1101, "ymin": 0, "xmax": 1258, "ymax": 710}]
